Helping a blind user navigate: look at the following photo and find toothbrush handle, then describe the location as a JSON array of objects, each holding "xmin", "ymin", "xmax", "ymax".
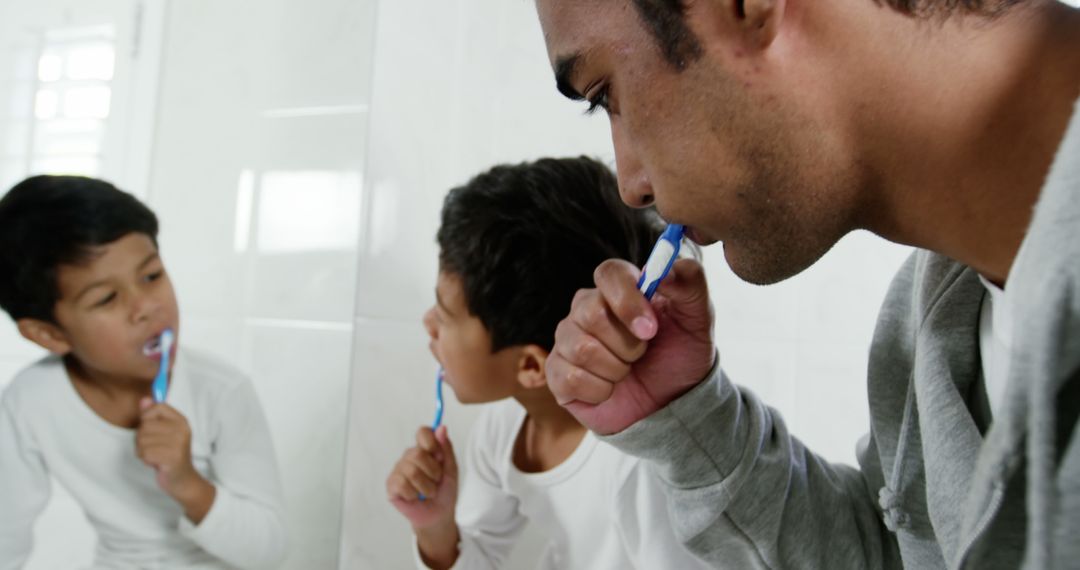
[{"xmin": 152, "ymin": 354, "xmax": 170, "ymax": 403}]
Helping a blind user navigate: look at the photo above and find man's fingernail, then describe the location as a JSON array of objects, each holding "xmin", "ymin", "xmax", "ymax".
[{"xmin": 631, "ymin": 317, "xmax": 656, "ymax": 339}]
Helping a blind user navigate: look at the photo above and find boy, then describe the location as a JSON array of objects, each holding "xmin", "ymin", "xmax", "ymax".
[
  {"xmin": 385, "ymin": 157, "xmax": 710, "ymax": 569},
  {"xmin": 0, "ymin": 176, "xmax": 287, "ymax": 569}
]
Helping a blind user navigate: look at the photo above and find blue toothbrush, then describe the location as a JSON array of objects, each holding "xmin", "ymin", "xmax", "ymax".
[
  {"xmin": 432, "ymin": 367, "xmax": 445, "ymax": 430},
  {"xmin": 151, "ymin": 329, "xmax": 175, "ymax": 403},
  {"xmin": 637, "ymin": 224, "xmax": 685, "ymax": 300}
]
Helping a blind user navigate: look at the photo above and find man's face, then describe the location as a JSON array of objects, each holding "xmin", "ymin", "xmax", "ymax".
[{"xmin": 536, "ymin": 0, "xmax": 861, "ymax": 284}]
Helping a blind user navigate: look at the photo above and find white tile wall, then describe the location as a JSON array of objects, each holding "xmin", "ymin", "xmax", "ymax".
[
  {"xmin": 341, "ymin": 1, "xmax": 912, "ymax": 568},
  {"xmin": 340, "ymin": 319, "xmax": 435, "ymax": 569},
  {"xmin": 146, "ymin": 0, "xmax": 377, "ymax": 566},
  {"xmin": 245, "ymin": 324, "xmax": 353, "ymax": 568}
]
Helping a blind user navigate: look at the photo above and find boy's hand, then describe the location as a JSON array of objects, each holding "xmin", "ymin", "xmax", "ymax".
[
  {"xmin": 546, "ymin": 258, "xmax": 716, "ymax": 435},
  {"xmin": 387, "ymin": 425, "xmax": 459, "ymax": 529},
  {"xmin": 136, "ymin": 398, "xmax": 216, "ymax": 523},
  {"xmin": 387, "ymin": 425, "xmax": 461, "ymax": 569}
]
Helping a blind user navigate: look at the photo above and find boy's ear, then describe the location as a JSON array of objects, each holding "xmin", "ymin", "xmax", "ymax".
[
  {"xmin": 16, "ymin": 319, "xmax": 72, "ymax": 355},
  {"xmin": 515, "ymin": 345, "xmax": 549, "ymax": 390}
]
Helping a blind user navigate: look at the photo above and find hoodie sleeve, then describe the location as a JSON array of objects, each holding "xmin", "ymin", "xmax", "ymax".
[{"xmin": 601, "ymin": 361, "xmax": 900, "ymax": 569}]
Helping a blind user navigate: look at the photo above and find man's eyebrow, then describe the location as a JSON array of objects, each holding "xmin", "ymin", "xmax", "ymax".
[{"xmin": 554, "ymin": 53, "xmax": 585, "ymax": 101}]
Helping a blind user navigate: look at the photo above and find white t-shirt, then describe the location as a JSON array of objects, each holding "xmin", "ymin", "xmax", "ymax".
[
  {"xmin": 978, "ymin": 276, "xmax": 1012, "ymax": 419},
  {"xmin": 415, "ymin": 399, "xmax": 710, "ymax": 570},
  {"xmin": 0, "ymin": 350, "xmax": 287, "ymax": 570}
]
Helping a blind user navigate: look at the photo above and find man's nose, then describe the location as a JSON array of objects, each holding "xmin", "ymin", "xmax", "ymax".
[{"xmin": 612, "ymin": 120, "xmax": 654, "ymax": 208}]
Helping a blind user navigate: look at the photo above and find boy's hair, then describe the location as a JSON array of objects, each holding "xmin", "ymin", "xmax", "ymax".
[
  {"xmin": 0, "ymin": 175, "xmax": 159, "ymax": 323},
  {"xmin": 437, "ymin": 156, "xmax": 663, "ymax": 353}
]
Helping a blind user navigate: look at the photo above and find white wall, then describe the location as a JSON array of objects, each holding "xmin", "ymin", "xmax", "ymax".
[
  {"xmin": 339, "ymin": 0, "xmax": 911, "ymax": 568},
  {"xmin": 147, "ymin": 0, "xmax": 377, "ymax": 567}
]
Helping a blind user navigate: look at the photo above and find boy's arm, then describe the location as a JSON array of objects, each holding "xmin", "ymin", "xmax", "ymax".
[
  {"xmin": 179, "ymin": 379, "xmax": 288, "ymax": 569},
  {"xmin": 413, "ymin": 407, "xmax": 527, "ymax": 570},
  {"xmin": 0, "ymin": 397, "xmax": 51, "ymax": 570},
  {"xmin": 613, "ymin": 459, "xmax": 713, "ymax": 570},
  {"xmin": 602, "ymin": 364, "xmax": 901, "ymax": 569}
]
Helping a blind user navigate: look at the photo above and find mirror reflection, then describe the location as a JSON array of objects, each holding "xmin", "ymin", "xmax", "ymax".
[{"xmin": 0, "ymin": 0, "xmax": 374, "ymax": 567}]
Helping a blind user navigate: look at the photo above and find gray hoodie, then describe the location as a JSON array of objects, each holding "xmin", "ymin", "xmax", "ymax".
[{"xmin": 603, "ymin": 99, "xmax": 1080, "ymax": 570}]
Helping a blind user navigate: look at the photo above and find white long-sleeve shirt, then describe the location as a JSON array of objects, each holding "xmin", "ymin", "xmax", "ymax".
[
  {"xmin": 415, "ymin": 399, "xmax": 710, "ymax": 570},
  {"xmin": 0, "ymin": 350, "xmax": 287, "ymax": 569}
]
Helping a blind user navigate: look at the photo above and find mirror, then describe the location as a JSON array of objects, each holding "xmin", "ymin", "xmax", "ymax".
[{"xmin": 0, "ymin": 0, "xmax": 376, "ymax": 567}]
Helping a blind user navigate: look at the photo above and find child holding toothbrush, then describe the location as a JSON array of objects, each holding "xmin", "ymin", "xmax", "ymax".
[
  {"xmin": 385, "ymin": 157, "xmax": 710, "ymax": 570},
  {"xmin": 0, "ymin": 176, "xmax": 287, "ymax": 569}
]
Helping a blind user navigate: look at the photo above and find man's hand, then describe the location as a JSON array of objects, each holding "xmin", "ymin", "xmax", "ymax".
[{"xmin": 547, "ymin": 258, "xmax": 716, "ymax": 434}]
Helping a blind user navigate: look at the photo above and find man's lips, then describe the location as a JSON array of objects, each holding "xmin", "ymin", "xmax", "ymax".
[{"xmin": 684, "ymin": 226, "xmax": 719, "ymax": 246}]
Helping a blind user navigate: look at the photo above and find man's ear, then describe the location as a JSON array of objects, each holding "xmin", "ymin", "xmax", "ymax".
[
  {"xmin": 685, "ymin": 0, "xmax": 786, "ymax": 52},
  {"xmin": 742, "ymin": 0, "xmax": 784, "ymax": 48},
  {"xmin": 17, "ymin": 319, "xmax": 72, "ymax": 355},
  {"xmin": 515, "ymin": 345, "xmax": 549, "ymax": 390}
]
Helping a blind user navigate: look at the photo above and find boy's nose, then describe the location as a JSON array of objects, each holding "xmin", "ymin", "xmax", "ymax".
[
  {"xmin": 131, "ymin": 292, "xmax": 162, "ymax": 323},
  {"xmin": 422, "ymin": 307, "xmax": 438, "ymax": 339}
]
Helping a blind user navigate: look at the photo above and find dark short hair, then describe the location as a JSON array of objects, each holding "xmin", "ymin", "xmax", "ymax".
[
  {"xmin": 875, "ymin": 0, "xmax": 1022, "ymax": 15},
  {"xmin": 0, "ymin": 175, "xmax": 159, "ymax": 323},
  {"xmin": 631, "ymin": 0, "xmax": 1022, "ymax": 69},
  {"xmin": 437, "ymin": 156, "xmax": 663, "ymax": 353},
  {"xmin": 630, "ymin": 0, "xmax": 703, "ymax": 70}
]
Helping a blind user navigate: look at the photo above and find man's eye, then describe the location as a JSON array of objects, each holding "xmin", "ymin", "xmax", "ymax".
[
  {"xmin": 94, "ymin": 292, "xmax": 117, "ymax": 307},
  {"xmin": 585, "ymin": 86, "xmax": 610, "ymax": 115},
  {"xmin": 145, "ymin": 270, "xmax": 163, "ymax": 283}
]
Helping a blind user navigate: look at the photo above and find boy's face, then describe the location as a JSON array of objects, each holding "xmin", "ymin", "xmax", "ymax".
[
  {"xmin": 422, "ymin": 271, "xmax": 522, "ymax": 404},
  {"xmin": 28, "ymin": 233, "xmax": 180, "ymax": 383}
]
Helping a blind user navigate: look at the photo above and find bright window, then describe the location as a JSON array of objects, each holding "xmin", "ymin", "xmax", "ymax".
[{"xmin": 29, "ymin": 26, "xmax": 116, "ymax": 178}]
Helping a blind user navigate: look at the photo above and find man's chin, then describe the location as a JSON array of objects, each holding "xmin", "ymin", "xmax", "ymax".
[{"xmin": 722, "ymin": 242, "xmax": 813, "ymax": 286}]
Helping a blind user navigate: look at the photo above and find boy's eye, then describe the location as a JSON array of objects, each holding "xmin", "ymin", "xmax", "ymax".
[
  {"xmin": 94, "ymin": 292, "xmax": 117, "ymax": 307},
  {"xmin": 144, "ymin": 270, "xmax": 163, "ymax": 283}
]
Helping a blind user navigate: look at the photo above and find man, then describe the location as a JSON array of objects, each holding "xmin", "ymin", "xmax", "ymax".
[{"xmin": 534, "ymin": 0, "xmax": 1080, "ymax": 568}]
